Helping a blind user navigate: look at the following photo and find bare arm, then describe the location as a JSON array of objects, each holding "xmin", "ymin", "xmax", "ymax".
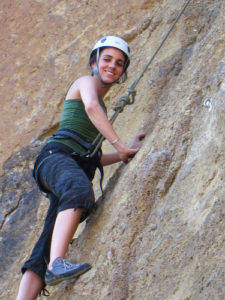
[
  {"xmin": 101, "ymin": 152, "xmax": 121, "ymax": 166},
  {"xmin": 75, "ymin": 76, "xmax": 139, "ymax": 162}
]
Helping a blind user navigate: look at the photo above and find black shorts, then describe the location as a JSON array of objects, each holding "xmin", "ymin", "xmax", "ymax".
[
  {"xmin": 39, "ymin": 151, "xmax": 96, "ymax": 220},
  {"xmin": 22, "ymin": 146, "xmax": 97, "ymax": 281}
]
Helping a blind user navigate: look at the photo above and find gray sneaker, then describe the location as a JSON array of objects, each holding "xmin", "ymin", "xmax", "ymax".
[{"xmin": 45, "ymin": 257, "xmax": 91, "ymax": 286}]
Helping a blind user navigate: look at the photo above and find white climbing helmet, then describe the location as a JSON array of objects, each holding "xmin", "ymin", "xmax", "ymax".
[{"xmin": 91, "ymin": 36, "xmax": 130, "ymax": 60}]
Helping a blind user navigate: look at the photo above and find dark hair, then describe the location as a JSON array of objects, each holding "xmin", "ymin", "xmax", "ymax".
[{"xmin": 89, "ymin": 48, "xmax": 103, "ymax": 66}]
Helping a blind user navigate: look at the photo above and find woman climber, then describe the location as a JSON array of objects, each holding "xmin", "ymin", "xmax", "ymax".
[{"xmin": 16, "ymin": 35, "xmax": 145, "ymax": 300}]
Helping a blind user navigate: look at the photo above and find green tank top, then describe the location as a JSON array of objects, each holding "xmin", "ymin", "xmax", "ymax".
[{"xmin": 49, "ymin": 97, "xmax": 107, "ymax": 154}]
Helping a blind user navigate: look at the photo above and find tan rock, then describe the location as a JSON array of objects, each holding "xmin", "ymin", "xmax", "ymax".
[{"xmin": 0, "ymin": 0, "xmax": 224, "ymax": 299}]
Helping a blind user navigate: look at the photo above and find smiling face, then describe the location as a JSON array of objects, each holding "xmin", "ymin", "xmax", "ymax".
[{"xmin": 94, "ymin": 47, "xmax": 125, "ymax": 84}]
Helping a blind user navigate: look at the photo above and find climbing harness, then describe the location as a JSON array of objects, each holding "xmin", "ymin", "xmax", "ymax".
[
  {"xmin": 51, "ymin": 129, "xmax": 95, "ymax": 154},
  {"xmin": 52, "ymin": 129, "xmax": 104, "ymax": 190},
  {"xmin": 33, "ymin": 130, "xmax": 104, "ymax": 195},
  {"xmin": 90, "ymin": 0, "xmax": 192, "ymax": 157}
]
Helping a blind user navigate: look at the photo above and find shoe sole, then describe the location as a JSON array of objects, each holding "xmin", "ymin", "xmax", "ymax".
[{"xmin": 45, "ymin": 264, "xmax": 92, "ymax": 286}]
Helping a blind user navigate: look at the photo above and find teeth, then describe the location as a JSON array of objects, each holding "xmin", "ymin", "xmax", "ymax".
[{"xmin": 105, "ymin": 71, "xmax": 114, "ymax": 75}]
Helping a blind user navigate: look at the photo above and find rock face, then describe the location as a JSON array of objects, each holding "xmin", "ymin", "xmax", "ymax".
[{"xmin": 0, "ymin": 0, "xmax": 224, "ymax": 299}]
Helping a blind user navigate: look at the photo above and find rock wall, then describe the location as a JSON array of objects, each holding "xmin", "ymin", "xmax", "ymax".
[{"xmin": 0, "ymin": 0, "xmax": 224, "ymax": 299}]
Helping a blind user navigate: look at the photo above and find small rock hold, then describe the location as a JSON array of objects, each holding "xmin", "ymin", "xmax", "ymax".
[{"xmin": 150, "ymin": 223, "xmax": 157, "ymax": 231}]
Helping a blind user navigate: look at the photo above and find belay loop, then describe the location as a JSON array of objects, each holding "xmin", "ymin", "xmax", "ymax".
[{"xmin": 90, "ymin": 0, "xmax": 192, "ymax": 157}]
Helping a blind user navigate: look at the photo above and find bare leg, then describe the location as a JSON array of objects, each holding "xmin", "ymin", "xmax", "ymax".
[
  {"xmin": 16, "ymin": 270, "xmax": 43, "ymax": 300},
  {"xmin": 48, "ymin": 208, "xmax": 83, "ymax": 269}
]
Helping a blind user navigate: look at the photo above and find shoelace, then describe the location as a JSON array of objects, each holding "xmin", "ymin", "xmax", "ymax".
[{"xmin": 62, "ymin": 259, "xmax": 74, "ymax": 269}]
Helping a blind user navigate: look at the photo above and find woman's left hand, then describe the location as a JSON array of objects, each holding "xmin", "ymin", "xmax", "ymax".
[{"xmin": 129, "ymin": 133, "xmax": 146, "ymax": 150}]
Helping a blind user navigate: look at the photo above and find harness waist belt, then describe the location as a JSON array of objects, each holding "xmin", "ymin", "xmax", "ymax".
[{"xmin": 52, "ymin": 128, "xmax": 94, "ymax": 153}]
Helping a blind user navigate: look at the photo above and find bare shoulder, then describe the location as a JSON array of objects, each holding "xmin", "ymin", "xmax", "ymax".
[
  {"xmin": 76, "ymin": 75, "xmax": 95, "ymax": 86},
  {"xmin": 66, "ymin": 76, "xmax": 94, "ymax": 100},
  {"xmin": 76, "ymin": 75, "xmax": 99, "ymax": 99}
]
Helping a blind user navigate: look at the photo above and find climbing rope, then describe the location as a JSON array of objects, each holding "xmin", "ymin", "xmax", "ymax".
[{"xmin": 90, "ymin": 0, "xmax": 192, "ymax": 157}]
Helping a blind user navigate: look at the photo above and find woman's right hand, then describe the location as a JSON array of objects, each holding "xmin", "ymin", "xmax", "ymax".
[{"xmin": 114, "ymin": 140, "xmax": 139, "ymax": 163}]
